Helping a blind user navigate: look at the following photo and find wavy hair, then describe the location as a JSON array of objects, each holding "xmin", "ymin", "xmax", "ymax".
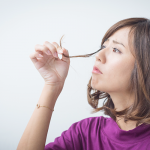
[{"xmin": 60, "ymin": 17, "xmax": 150, "ymax": 127}]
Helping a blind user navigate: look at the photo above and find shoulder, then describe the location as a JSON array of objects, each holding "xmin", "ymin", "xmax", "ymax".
[
  {"xmin": 70, "ymin": 116, "xmax": 110, "ymax": 133},
  {"xmin": 78, "ymin": 115, "xmax": 110, "ymax": 125}
]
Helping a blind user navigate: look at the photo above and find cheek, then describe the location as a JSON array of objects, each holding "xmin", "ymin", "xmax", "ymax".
[{"xmin": 105, "ymin": 60, "xmax": 134, "ymax": 91}]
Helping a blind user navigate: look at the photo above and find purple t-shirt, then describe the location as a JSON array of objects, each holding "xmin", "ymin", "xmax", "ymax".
[{"xmin": 45, "ymin": 116, "xmax": 150, "ymax": 150}]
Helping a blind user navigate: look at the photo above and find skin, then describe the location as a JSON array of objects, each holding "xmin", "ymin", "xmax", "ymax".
[{"xmin": 91, "ymin": 27, "xmax": 140, "ymax": 131}]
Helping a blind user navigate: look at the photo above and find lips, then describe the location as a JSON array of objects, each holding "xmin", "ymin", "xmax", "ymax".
[{"xmin": 93, "ymin": 66, "xmax": 103, "ymax": 74}]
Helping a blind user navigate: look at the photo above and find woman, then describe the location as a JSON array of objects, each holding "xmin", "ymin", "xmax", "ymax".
[{"xmin": 17, "ymin": 17, "xmax": 150, "ymax": 150}]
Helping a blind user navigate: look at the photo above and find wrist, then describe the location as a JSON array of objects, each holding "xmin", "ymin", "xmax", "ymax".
[
  {"xmin": 44, "ymin": 82, "xmax": 64, "ymax": 90},
  {"xmin": 37, "ymin": 83, "xmax": 63, "ymax": 109},
  {"xmin": 43, "ymin": 83, "xmax": 63, "ymax": 97}
]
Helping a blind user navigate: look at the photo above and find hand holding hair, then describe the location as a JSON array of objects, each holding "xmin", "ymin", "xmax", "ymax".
[{"xmin": 29, "ymin": 40, "xmax": 70, "ymax": 87}]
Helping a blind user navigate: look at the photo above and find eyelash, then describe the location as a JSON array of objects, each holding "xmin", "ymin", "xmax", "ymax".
[{"xmin": 101, "ymin": 45, "xmax": 121, "ymax": 53}]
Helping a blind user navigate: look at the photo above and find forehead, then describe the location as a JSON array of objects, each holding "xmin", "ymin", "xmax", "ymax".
[{"xmin": 108, "ymin": 27, "xmax": 131, "ymax": 48}]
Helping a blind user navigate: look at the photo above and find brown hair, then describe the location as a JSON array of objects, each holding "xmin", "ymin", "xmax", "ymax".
[{"xmin": 61, "ymin": 17, "xmax": 150, "ymax": 127}]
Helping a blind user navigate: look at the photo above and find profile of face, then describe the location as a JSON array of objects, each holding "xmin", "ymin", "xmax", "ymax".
[{"xmin": 91, "ymin": 27, "xmax": 135, "ymax": 94}]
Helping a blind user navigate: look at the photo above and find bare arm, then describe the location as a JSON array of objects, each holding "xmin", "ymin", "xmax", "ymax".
[
  {"xmin": 17, "ymin": 40, "xmax": 70, "ymax": 150},
  {"xmin": 17, "ymin": 84, "xmax": 63, "ymax": 150}
]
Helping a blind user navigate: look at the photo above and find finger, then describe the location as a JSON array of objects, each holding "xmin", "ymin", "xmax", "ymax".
[
  {"xmin": 43, "ymin": 41, "xmax": 59, "ymax": 58},
  {"xmin": 51, "ymin": 42, "xmax": 69, "ymax": 61},
  {"xmin": 35, "ymin": 44, "xmax": 52, "ymax": 56},
  {"xmin": 29, "ymin": 51, "xmax": 43, "ymax": 64}
]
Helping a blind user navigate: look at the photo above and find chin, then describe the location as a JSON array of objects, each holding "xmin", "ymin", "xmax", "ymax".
[
  {"xmin": 91, "ymin": 80, "xmax": 105, "ymax": 92},
  {"xmin": 91, "ymin": 79, "xmax": 97, "ymax": 90}
]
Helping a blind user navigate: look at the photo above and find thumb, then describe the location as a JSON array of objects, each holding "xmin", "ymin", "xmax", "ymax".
[{"xmin": 61, "ymin": 47, "xmax": 70, "ymax": 63}]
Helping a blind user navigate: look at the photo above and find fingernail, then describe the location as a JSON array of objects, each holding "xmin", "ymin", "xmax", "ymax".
[
  {"xmin": 47, "ymin": 50, "xmax": 52, "ymax": 55},
  {"xmin": 39, "ymin": 54, "xmax": 43, "ymax": 57},
  {"xmin": 54, "ymin": 52, "xmax": 58, "ymax": 58},
  {"xmin": 58, "ymin": 53, "xmax": 62, "ymax": 59}
]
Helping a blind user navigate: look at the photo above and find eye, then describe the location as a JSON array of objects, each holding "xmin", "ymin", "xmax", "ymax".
[
  {"xmin": 112, "ymin": 47, "xmax": 121, "ymax": 53},
  {"xmin": 100, "ymin": 45, "xmax": 121, "ymax": 53},
  {"xmin": 101, "ymin": 45, "xmax": 105, "ymax": 49}
]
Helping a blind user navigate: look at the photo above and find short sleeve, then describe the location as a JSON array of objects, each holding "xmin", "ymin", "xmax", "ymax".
[{"xmin": 44, "ymin": 118, "xmax": 90, "ymax": 150}]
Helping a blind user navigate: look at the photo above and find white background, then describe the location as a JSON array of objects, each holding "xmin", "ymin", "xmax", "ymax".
[{"xmin": 0, "ymin": 0, "xmax": 149, "ymax": 149}]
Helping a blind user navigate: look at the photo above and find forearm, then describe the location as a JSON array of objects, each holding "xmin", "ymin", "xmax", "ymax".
[{"xmin": 17, "ymin": 84, "xmax": 63, "ymax": 150}]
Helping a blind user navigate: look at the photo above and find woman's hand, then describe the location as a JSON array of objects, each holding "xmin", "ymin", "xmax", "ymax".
[{"xmin": 29, "ymin": 41, "xmax": 70, "ymax": 87}]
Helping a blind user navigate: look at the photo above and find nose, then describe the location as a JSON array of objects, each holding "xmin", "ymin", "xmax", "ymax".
[{"xmin": 95, "ymin": 47, "xmax": 106, "ymax": 63}]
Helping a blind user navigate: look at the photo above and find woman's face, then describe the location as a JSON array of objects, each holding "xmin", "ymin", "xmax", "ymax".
[{"xmin": 91, "ymin": 27, "xmax": 135, "ymax": 93}]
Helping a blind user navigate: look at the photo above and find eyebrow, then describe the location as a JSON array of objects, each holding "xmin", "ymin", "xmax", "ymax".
[{"xmin": 105, "ymin": 38, "xmax": 125, "ymax": 48}]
